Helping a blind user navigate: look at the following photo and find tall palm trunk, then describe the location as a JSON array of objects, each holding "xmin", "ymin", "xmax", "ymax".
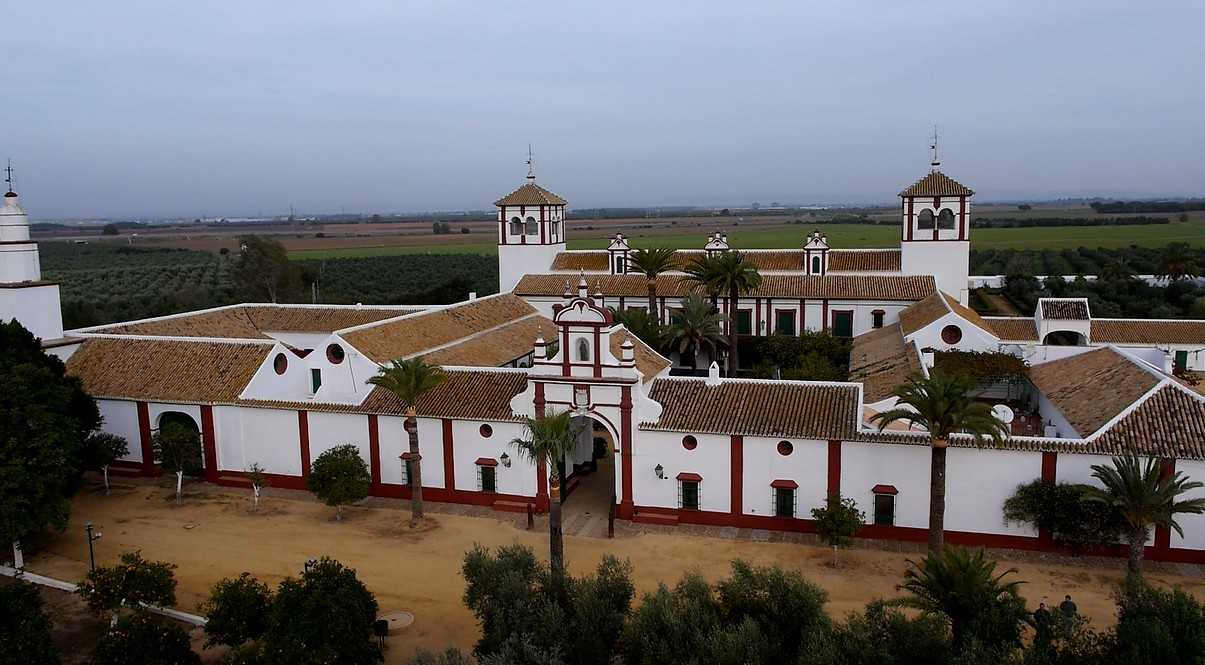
[
  {"xmin": 405, "ymin": 409, "xmax": 424, "ymax": 527},
  {"xmin": 647, "ymin": 279, "xmax": 658, "ymax": 324},
  {"xmin": 727, "ymin": 286, "xmax": 740, "ymax": 376},
  {"xmin": 1127, "ymin": 526, "xmax": 1148, "ymax": 579},
  {"xmin": 929, "ymin": 438, "xmax": 948, "ymax": 553},
  {"xmin": 549, "ymin": 469, "xmax": 565, "ymax": 584}
]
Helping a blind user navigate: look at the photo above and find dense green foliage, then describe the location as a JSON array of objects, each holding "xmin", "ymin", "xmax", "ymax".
[
  {"xmin": 744, "ymin": 332, "xmax": 850, "ymax": 381},
  {"xmin": 1090, "ymin": 199, "xmax": 1205, "ymax": 213},
  {"xmin": 307, "ymin": 444, "xmax": 372, "ymax": 519},
  {"xmin": 970, "ymin": 245, "xmax": 1205, "ymax": 277},
  {"xmin": 76, "ymin": 551, "xmax": 178, "ymax": 618},
  {"xmin": 0, "ymin": 579, "xmax": 60, "ymax": 665},
  {"xmin": 932, "ymin": 351, "xmax": 1030, "ymax": 385},
  {"xmin": 811, "ymin": 494, "xmax": 865, "ymax": 550},
  {"xmin": 1111, "ymin": 583, "xmax": 1205, "ymax": 665},
  {"xmin": 1003, "ymin": 480, "xmax": 1125, "ymax": 551},
  {"xmin": 462, "ymin": 543, "xmax": 633, "ymax": 665},
  {"xmin": 199, "ymin": 573, "xmax": 273, "ymax": 648},
  {"xmin": 89, "ymin": 611, "xmax": 200, "ymax": 665},
  {"xmin": 801, "ymin": 601, "xmax": 953, "ymax": 665},
  {"xmin": 973, "ymin": 216, "xmax": 1171, "ymax": 228},
  {"xmin": 0, "ymin": 321, "xmax": 99, "ymax": 544}
]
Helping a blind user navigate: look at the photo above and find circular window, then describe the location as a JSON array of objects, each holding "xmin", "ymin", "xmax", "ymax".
[
  {"xmin": 682, "ymin": 435, "xmax": 698, "ymax": 451},
  {"xmin": 273, "ymin": 353, "xmax": 288, "ymax": 375},
  {"xmin": 941, "ymin": 324, "xmax": 963, "ymax": 345},
  {"xmin": 326, "ymin": 343, "xmax": 346, "ymax": 364},
  {"xmin": 777, "ymin": 440, "xmax": 793, "ymax": 456},
  {"xmin": 479, "ymin": 424, "xmax": 493, "ymax": 438}
]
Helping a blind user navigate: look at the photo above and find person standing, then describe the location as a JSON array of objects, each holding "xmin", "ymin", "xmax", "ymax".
[
  {"xmin": 1059, "ymin": 594, "xmax": 1078, "ymax": 625},
  {"xmin": 1034, "ymin": 602, "xmax": 1052, "ymax": 641}
]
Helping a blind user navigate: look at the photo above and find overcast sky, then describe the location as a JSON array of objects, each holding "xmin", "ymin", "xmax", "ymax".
[{"xmin": 5, "ymin": 1, "xmax": 1205, "ymax": 218}]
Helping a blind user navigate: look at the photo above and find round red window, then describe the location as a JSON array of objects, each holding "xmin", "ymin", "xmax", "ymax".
[
  {"xmin": 682, "ymin": 435, "xmax": 698, "ymax": 450},
  {"xmin": 941, "ymin": 324, "xmax": 963, "ymax": 344},
  {"xmin": 326, "ymin": 343, "xmax": 346, "ymax": 364},
  {"xmin": 273, "ymin": 353, "xmax": 288, "ymax": 375},
  {"xmin": 777, "ymin": 440, "xmax": 793, "ymax": 456},
  {"xmin": 480, "ymin": 424, "xmax": 493, "ymax": 438}
]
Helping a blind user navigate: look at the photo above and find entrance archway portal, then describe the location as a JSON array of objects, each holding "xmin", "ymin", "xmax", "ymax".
[{"xmin": 559, "ymin": 413, "xmax": 619, "ymax": 530}]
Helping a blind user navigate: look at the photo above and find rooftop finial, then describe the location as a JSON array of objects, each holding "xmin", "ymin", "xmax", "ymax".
[
  {"xmin": 929, "ymin": 125, "xmax": 940, "ymax": 171},
  {"xmin": 525, "ymin": 144, "xmax": 535, "ymax": 181},
  {"xmin": 4, "ymin": 159, "xmax": 14, "ymax": 194}
]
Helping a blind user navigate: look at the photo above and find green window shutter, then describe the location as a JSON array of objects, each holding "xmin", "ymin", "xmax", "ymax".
[{"xmin": 310, "ymin": 368, "xmax": 322, "ymax": 392}]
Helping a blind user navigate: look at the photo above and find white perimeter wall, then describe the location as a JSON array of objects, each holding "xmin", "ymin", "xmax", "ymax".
[
  {"xmin": 215, "ymin": 407, "xmax": 301, "ymax": 476},
  {"xmin": 945, "ymin": 448, "xmax": 1042, "ymax": 537},
  {"xmin": 450, "ymin": 419, "xmax": 536, "ymax": 497},
  {"xmin": 1174, "ymin": 459, "xmax": 1205, "ymax": 550},
  {"xmin": 742, "ymin": 437, "xmax": 827, "ymax": 518},
  {"xmin": 308, "ymin": 412, "xmax": 370, "ymax": 472},
  {"xmin": 632, "ymin": 431, "xmax": 730, "ymax": 512},
  {"xmin": 98, "ymin": 399, "xmax": 142, "ymax": 463},
  {"xmin": 377, "ymin": 416, "xmax": 443, "ymax": 488},
  {"xmin": 841, "ymin": 441, "xmax": 932, "ymax": 529}
]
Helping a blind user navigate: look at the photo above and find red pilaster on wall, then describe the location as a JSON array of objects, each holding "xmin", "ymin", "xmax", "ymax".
[
  {"xmin": 368, "ymin": 415, "xmax": 382, "ymax": 492},
  {"xmin": 822, "ymin": 300, "xmax": 830, "ymax": 333},
  {"xmin": 136, "ymin": 402, "xmax": 156, "ymax": 476},
  {"xmin": 298, "ymin": 411, "xmax": 311, "ymax": 478},
  {"xmin": 1039, "ymin": 451, "xmax": 1058, "ymax": 545},
  {"xmin": 826, "ymin": 439, "xmax": 841, "ymax": 497},
  {"xmin": 619, "ymin": 385, "xmax": 635, "ymax": 518},
  {"xmin": 730, "ymin": 435, "xmax": 744, "ymax": 516},
  {"xmin": 1156, "ymin": 458, "xmax": 1176, "ymax": 551},
  {"xmin": 442, "ymin": 419, "xmax": 455, "ymax": 491},
  {"xmin": 200, "ymin": 405, "xmax": 218, "ymax": 483}
]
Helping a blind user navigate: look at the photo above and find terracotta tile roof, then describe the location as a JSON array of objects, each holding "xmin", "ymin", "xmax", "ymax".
[
  {"xmin": 515, "ymin": 273, "xmax": 935, "ymax": 301},
  {"xmin": 1040, "ymin": 299, "xmax": 1090, "ymax": 320},
  {"xmin": 341, "ymin": 294, "xmax": 537, "ymax": 363},
  {"xmin": 982, "ymin": 317, "xmax": 1039, "ymax": 341},
  {"xmin": 899, "ymin": 170, "xmax": 975, "ymax": 197},
  {"xmin": 66, "ymin": 337, "xmax": 269, "ymax": 403},
  {"xmin": 89, "ymin": 305, "xmax": 419, "ymax": 339},
  {"xmin": 897, "ymin": 291, "xmax": 993, "ymax": 337},
  {"xmin": 241, "ymin": 369, "xmax": 529, "ymax": 422},
  {"xmin": 1092, "ymin": 385, "xmax": 1205, "ymax": 458},
  {"xmin": 420, "ymin": 315, "xmax": 551, "ymax": 367},
  {"xmin": 642, "ymin": 377, "xmax": 860, "ymax": 440},
  {"xmin": 1091, "ymin": 319, "xmax": 1205, "ymax": 345},
  {"xmin": 609, "ymin": 329, "xmax": 672, "ymax": 382},
  {"xmin": 849, "ymin": 324, "xmax": 922, "ymax": 402},
  {"xmin": 1028, "ymin": 347, "xmax": 1161, "ymax": 437},
  {"xmin": 494, "ymin": 182, "xmax": 567, "ymax": 206},
  {"xmin": 828, "ymin": 249, "xmax": 901, "ymax": 272},
  {"xmin": 550, "ymin": 248, "xmax": 901, "ymax": 274}
]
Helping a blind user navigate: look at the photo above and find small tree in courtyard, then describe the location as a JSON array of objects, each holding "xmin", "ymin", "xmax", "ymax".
[
  {"xmin": 77, "ymin": 550, "xmax": 177, "ymax": 624},
  {"xmin": 307, "ymin": 444, "xmax": 371, "ymax": 521},
  {"xmin": 152, "ymin": 423, "xmax": 201, "ymax": 505},
  {"xmin": 199, "ymin": 572, "xmax": 273, "ymax": 648},
  {"xmin": 90, "ymin": 610, "xmax": 199, "ymax": 665},
  {"xmin": 85, "ymin": 432, "xmax": 129, "ymax": 495},
  {"xmin": 811, "ymin": 494, "xmax": 865, "ymax": 565},
  {"xmin": 0, "ymin": 579, "xmax": 60, "ymax": 665},
  {"xmin": 246, "ymin": 462, "xmax": 270, "ymax": 512}
]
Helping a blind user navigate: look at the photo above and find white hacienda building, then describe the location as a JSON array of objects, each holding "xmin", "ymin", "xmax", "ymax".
[{"xmin": 4, "ymin": 157, "xmax": 1205, "ymax": 562}]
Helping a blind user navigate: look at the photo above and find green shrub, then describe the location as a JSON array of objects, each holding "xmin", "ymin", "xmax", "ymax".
[
  {"xmin": 1003, "ymin": 480, "xmax": 1124, "ymax": 551},
  {"xmin": 307, "ymin": 444, "xmax": 371, "ymax": 520},
  {"xmin": 200, "ymin": 572, "xmax": 273, "ymax": 647},
  {"xmin": 0, "ymin": 579, "xmax": 60, "ymax": 665},
  {"xmin": 89, "ymin": 611, "xmax": 199, "ymax": 665}
]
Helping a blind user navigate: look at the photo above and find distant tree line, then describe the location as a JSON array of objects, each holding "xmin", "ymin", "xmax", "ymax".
[{"xmin": 1091, "ymin": 199, "xmax": 1205, "ymax": 214}]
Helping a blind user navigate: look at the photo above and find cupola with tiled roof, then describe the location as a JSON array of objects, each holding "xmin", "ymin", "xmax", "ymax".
[{"xmin": 497, "ymin": 147, "xmax": 569, "ymax": 292}]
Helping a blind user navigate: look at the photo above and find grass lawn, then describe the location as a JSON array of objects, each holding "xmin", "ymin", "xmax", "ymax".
[
  {"xmin": 28, "ymin": 478, "xmax": 1205, "ymax": 663},
  {"xmin": 287, "ymin": 220, "xmax": 1205, "ymax": 259}
]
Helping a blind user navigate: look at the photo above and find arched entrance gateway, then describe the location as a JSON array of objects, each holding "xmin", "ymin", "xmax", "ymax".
[{"xmin": 508, "ymin": 277, "xmax": 663, "ymax": 519}]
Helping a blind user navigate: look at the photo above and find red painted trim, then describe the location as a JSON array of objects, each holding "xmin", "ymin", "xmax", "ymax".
[
  {"xmin": 442, "ymin": 419, "xmax": 455, "ymax": 491},
  {"xmin": 871, "ymin": 484, "xmax": 898, "ymax": 495},
  {"xmin": 1039, "ymin": 451, "xmax": 1058, "ymax": 545},
  {"xmin": 136, "ymin": 402, "xmax": 157, "ymax": 476},
  {"xmin": 755, "ymin": 298, "xmax": 761, "ymax": 336},
  {"xmin": 593, "ymin": 327, "xmax": 602, "ymax": 377},
  {"xmin": 200, "ymin": 405, "xmax": 218, "ymax": 483},
  {"xmin": 1156, "ymin": 458, "xmax": 1176, "ymax": 550},
  {"xmin": 540, "ymin": 206, "xmax": 546, "ymax": 244},
  {"xmin": 826, "ymin": 439, "xmax": 841, "ymax": 496},
  {"xmin": 534, "ymin": 382, "xmax": 546, "ymax": 417},
  {"xmin": 536, "ymin": 458, "xmax": 549, "ymax": 511},
  {"xmin": 676, "ymin": 472, "xmax": 702, "ymax": 482},
  {"xmin": 561, "ymin": 329, "xmax": 570, "ymax": 375},
  {"xmin": 368, "ymin": 415, "xmax": 382, "ymax": 492},
  {"xmin": 958, "ymin": 196, "xmax": 967, "ymax": 240},
  {"xmin": 822, "ymin": 300, "xmax": 829, "ymax": 332},
  {"xmin": 298, "ymin": 411, "xmax": 311, "ymax": 478},
  {"xmin": 905, "ymin": 198, "xmax": 914, "ymax": 241},
  {"xmin": 730, "ymin": 435, "xmax": 743, "ymax": 516},
  {"xmin": 619, "ymin": 385, "xmax": 634, "ymax": 518},
  {"xmin": 771, "ymin": 479, "xmax": 798, "ymax": 489},
  {"xmin": 799, "ymin": 299, "xmax": 806, "ymax": 331},
  {"xmin": 475, "ymin": 457, "xmax": 499, "ymax": 467}
]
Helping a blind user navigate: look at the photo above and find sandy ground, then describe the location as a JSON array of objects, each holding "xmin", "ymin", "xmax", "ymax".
[{"xmin": 25, "ymin": 478, "xmax": 1205, "ymax": 664}]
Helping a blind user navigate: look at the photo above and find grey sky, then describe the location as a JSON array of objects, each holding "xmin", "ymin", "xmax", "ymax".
[{"xmin": 6, "ymin": 1, "xmax": 1205, "ymax": 218}]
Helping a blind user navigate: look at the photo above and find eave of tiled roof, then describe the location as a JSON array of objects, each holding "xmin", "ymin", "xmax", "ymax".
[
  {"xmin": 515, "ymin": 273, "xmax": 935, "ymax": 301},
  {"xmin": 828, "ymin": 249, "xmax": 902, "ymax": 272},
  {"xmin": 549, "ymin": 248, "xmax": 902, "ymax": 274},
  {"xmin": 494, "ymin": 182, "xmax": 567, "ymax": 206},
  {"xmin": 982, "ymin": 317, "xmax": 1039, "ymax": 341},
  {"xmin": 1091, "ymin": 384, "xmax": 1205, "ymax": 458},
  {"xmin": 898, "ymin": 170, "xmax": 975, "ymax": 197},
  {"xmin": 1091, "ymin": 319, "xmax": 1205, "ymax": 345},
  {"xmin": 609, "ymin": 328, "xmax": 672, "ymax": 383},
  {"xmin": 419, "ymin": 315, "xmax": 551, "ymax": 367},
  {"xmin": 641, "ymin": 377, "xmax": 860, "ymax": 440},
  {"xmin": 1027, "ymin": 347, "xmax": 1161, "ymax": 437},
  {"xmin": 1040, "ymin": 299, "xmax": 1090, "ymax": 320},
  {"xmin": 898, "ymin": 291, "xmax": 994, "ymax": 338},
  {"xmin": 83, "ymin": 304, "xmax": 421, "ymax": 340},
  {"xmin": 848, "ymin": 324, "xmax": 922, "ymax": 402}
]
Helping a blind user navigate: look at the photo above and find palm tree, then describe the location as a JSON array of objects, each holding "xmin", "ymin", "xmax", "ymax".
[
  {"xmin": 662, "ymin": 294, "xmax": 725, "ymax": 373},
  {"xmin": 609, "ymin": 307, "xmax": 663, "ymax": 352},
  {"xmin": 1098, "ymin": 258, "xmax": 1135, "ymax": 284},
  {"xmin": 684, "ymin": 251, "xmax": 762, "ymax": 377},
  {"xmin": 871, "ymin": 372, "xmax": 1009, "ymax": 553},
  {"xmin": 367, "ymin": 357, "xmax": 448, "ymax": 527},
  {"xmin": 1156, "ymin": 242, "xmax": 1200, "ymax": 283},
  {"xmin": 1089, "ymin": 453, "xmax": 1205, "ymax": 578},
  {"xmin": 897, "ymin": 547, "xmax": 1027, "ymax": 651},
  {"xmin": 628, "ymin": 247, "xmax": 677, "ymax": 324},
  {"xmin": 509, "ymin": 409, "xmax": 581, "ymax": 584}
]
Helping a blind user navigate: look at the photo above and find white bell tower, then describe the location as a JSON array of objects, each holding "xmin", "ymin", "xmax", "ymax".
[
  {"xmin": 899, "ymin": 130, "xmax": 973, "ymax": 302},
  {"xmin": 496, "ymin": 149, "xmax": 567, "ymax": 292},
  {"xmin": 0, "ymin": 164, "xmax": 65, "ymax": 341}
]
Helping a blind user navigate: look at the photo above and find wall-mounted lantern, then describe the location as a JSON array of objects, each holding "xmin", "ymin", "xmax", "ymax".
[
  {"xmin": 500, "ymin": 452, "xmax": 511, "ymax": 468},
  {"xmin": 654, "ymin": 464, "xmax": 665, "ymax": 480}
]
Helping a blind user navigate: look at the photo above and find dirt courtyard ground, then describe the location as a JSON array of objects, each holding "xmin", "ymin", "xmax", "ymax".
[{"xmin": 26, "ymin": 478, "xmax": 1205, "ymax": 663}]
